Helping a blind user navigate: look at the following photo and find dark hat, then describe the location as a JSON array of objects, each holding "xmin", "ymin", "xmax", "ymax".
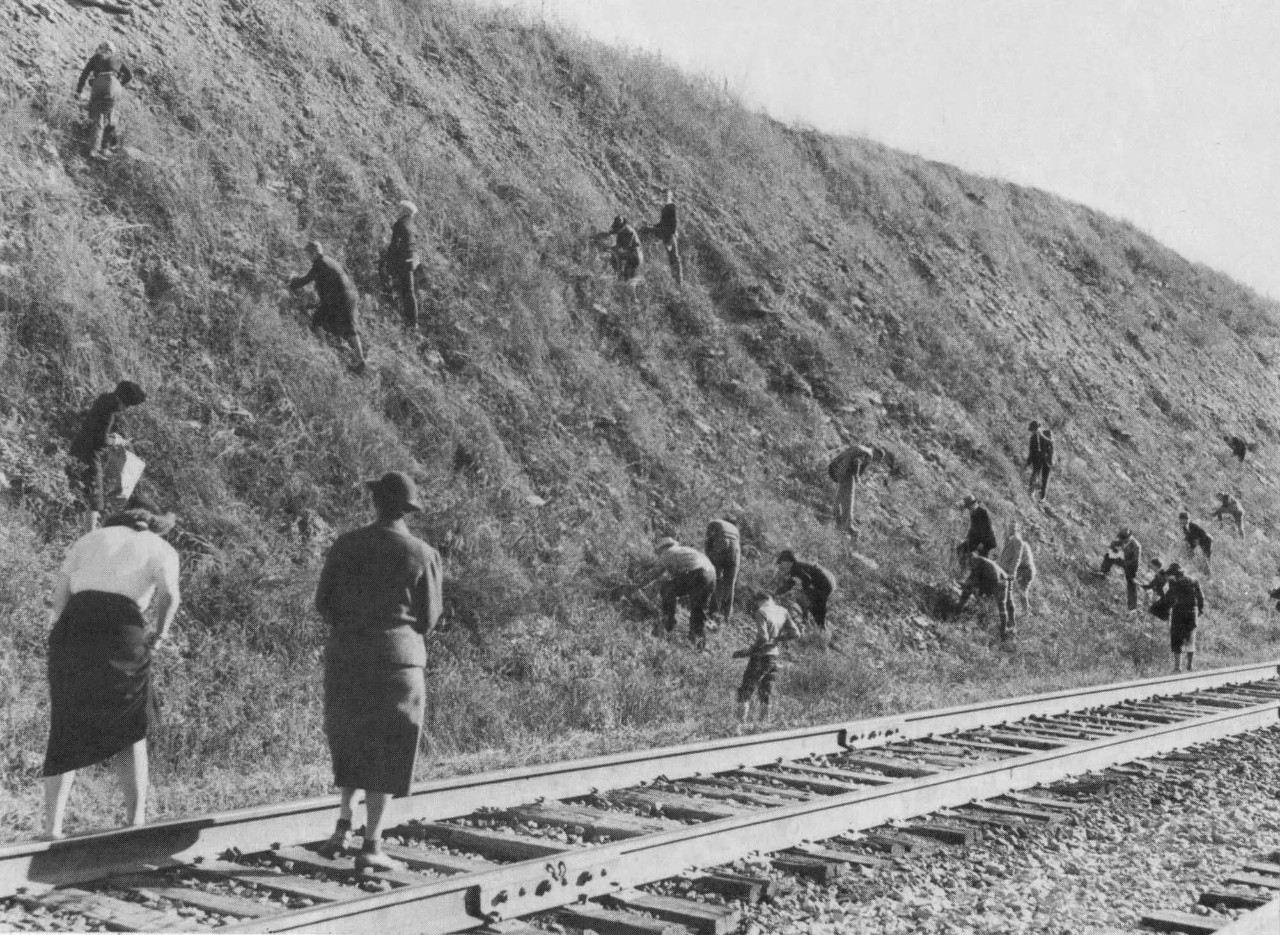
[
  {"xmin": 101, "ymin": 506, "xmax": 176, "ymax": 536},
  {"xmin": 1116, "ymin": 527, "xmax": 1131, "ymax": 539},
  {"xmin": 114, "ymin": 380, "xmax": 147, "ymax": 406},
  {"xmin": 1166, "ymin": 562, "xmax": 1183, "ymax": 575},
  {"xmin": 1149, "ymin": 557, "xmax": 1163, "ymax": 568},
  {"xmin": 1178, "ymin": 509, "xmax": 1189, "ymax": 519},
  {"xmin": 610, "ymin": 215, "xmax": 626, "ymax": 233},
  {"xmin": 1028, "ymin": 420, "xmax": 1040, "ymax": 431},
  {"xmin": 960, "ymin": 494, "xmax": 977, "ymax": 509},
  {"xmin": 1042, "ymin": 428, "xmax": 1052, "ymax": 438},
  {"xmin": 365, "ymin": 471, "xmax": 423, "ymax": 513},
  {"xmin": 776, "ymin": 548, "xmax": 797, "ymax": 565}
]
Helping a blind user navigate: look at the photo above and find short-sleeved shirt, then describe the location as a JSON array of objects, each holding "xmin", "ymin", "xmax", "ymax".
[
  {"xmin": 316, "ymin": 521, "xmax": 443, "ymax": 667},
  {"xmin": 60, "ymin": 525, "xmax": 180, "ymax": 612}
]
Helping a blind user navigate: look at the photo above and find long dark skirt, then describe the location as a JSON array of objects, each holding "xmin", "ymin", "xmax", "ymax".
[
  {"xmin": 1170, "ymin": 610, "xmax": 1197, "ymax": 654},
  {"xmin": 324, "ymin": 653, "xmax": 425, "ymax": 796},
  {"xmin": 43, "ymin": 591, "xmax": 157, "ymax": 777}
]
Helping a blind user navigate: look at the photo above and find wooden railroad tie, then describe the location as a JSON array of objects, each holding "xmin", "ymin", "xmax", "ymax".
[
  {"xmin": 106, "ymin": 873, "xmax": 276, "ymax": 920},
  {"xmin": 1139, "ymin": 908, "xmax": 1227, "ymax": 933},
  {"xmin": 602, "ymin": 788, "xmax": 745, "ymax": 822},
  {"xmin": 265, "ymin": 845, "xmax": 422, "ymax": 887},
  {"xmin": 559, "ymin": 902, "xmax": 691, "ymax": 935},
  {"xmin": 604, "ymin": 889, "xmax": 742, "ymax": 935},
  {"xmin": 409, "ymin": 821, "xmax": 575, "ymax": 862},
  {"xmin": 182, "ymin": 859, "xmax": 354, "ymax": 903},
  {"xmin": 501, "ymin": 802, "xmax": 680, "ymax": 841},
  {"xmin": 692, "ymin": 872, "xmax": 774, "ymax": 904},
  {"xmin": 16, "ymin": 887, "xmax": 190, "ymax": 933},
  {"xmin": 1198, "ymin": 888, "xmax": 1272, "ymax": 910}
]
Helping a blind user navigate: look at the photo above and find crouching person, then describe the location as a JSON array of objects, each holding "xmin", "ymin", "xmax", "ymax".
[
  {"xmin": 653, "ymin": 537, "xmax": 716, "ymax": 649},
  {"xmin": 732, "ymin": 592, "xmax": 800, "ymax": 724},
  {"xmin": 315, "ymin": 472, "xmax": 443, "ymax": 870},
  {"xmin": 955, "ymin": 553, "xmax": 1015, "ymax": 638}
]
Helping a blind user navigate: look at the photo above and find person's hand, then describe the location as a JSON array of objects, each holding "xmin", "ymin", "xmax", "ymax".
[{"xmin": 147, "ymin": 629, "xmax": 169, "ymax": 650}]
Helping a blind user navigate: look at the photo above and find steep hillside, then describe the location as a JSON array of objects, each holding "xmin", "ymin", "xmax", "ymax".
[{"xmin": 2, "ymin": 0, "xmax": 1279, "ymax": 839}]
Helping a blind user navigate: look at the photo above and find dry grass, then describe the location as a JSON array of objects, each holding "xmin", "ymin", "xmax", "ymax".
[{"xmin": 1, "ymin": 0, "xmax": 1279, "ymax": 841}]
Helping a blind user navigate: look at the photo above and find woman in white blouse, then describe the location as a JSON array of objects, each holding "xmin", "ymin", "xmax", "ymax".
[{"xmin": 41, "ymin": 501, "xmax": 180, "ymax": 839}]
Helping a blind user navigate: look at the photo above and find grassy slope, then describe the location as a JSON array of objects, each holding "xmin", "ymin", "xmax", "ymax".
[{"xmin": 2, "ymin": 0, "xmax": 1279, "ymax": 839}]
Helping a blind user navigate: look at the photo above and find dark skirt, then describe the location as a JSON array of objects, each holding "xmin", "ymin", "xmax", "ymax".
[
  {"xmin": 43, "ymin": 591, "xmax": 157, "ymax": 777},
  {"xmin": 324, "ymin": 652, "xmax": 425, "ymax": 796},
  {"xmin": 1170, "ymin": 611, "xmax": 1197, "ymax": 654}
]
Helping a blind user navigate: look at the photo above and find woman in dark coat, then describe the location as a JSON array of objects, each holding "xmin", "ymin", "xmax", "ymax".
[
  {"xmin": 42, "ymin": 502, "xmax": 179, "ymax": 839},
  {"xmin": 315, "ymin": 472, "xmax": 443, "ymax": 871}
]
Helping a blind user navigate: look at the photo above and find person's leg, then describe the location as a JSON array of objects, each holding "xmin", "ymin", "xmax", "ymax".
[
  {"xmin": 396, "ymin": 266, "xmax": 418, "ymax": 330},
  {"xmin": 89, "ymin": 107, "xmax": 108, "ymax": 157},
  {"xmin": 1001, "ymin": 583, "xmax": 1014, "ymax": 637},
  {"xmin": 110, "ymin": 738, "xmax": 148, "ymax": 827},
  {"xmin": 1099, "ymin": 554, "xmax": 1116, "ymax": 576},
  {"xmin": 1124, "ymin": 568, "xmax": 1138, "ymax": 611},
  {"xmin": 1172, "ymin": 652, "xmax": 1182, "ymax": 673},
  {"xmin": 737, "ymin": 659, "xmax": 759, "ymax": 721},
  {"xmin": 348, "ymin": 334, "xmax": 367, "ymax": 369},
  {"xmin": 810, "ymin": 587, "xmax": 829, "ymax": 631},
  {"xmin": 1039, "ymin": 465, "xmax": 1050, "ymax": 500},
  {"xmin": 835, "ymin": 473, "xmax": 853, "ymax": 531},
  {"xmin": 1185, "ymin": 652, "xmax": 1195, "ymax": 671},
  {"xmin": 667, "ymin": 241, "xmax": 683, "ymax": 285},
  {"xmin": 757, "ymin": 662, "xmax": 775, "ymax": 724},
  {"xmin": 43, "ymin": 771, "xmax": 76, "ymax": 839},
  {"xmin": 723, "ymin": 554, "xmax": 738, "ymax": 620},
  {"xmin": 355, "ymin": 791, "xmax": 405, "ymax": 870},
  {"xmin": 659, "ymin": 579, "xmax": 677, "ymax": 633}
]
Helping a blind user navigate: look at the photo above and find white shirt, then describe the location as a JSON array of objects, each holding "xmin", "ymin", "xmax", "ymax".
[{"xmin": 56, "ymin": 526, "xmax": 180, "ymax": 612}]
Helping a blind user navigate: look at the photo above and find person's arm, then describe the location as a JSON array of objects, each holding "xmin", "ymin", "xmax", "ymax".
[
  {"xmin": 149, "ymin": 544, "xmax": 181, "ymax": 644},
  {"xmin": 314, "ymin": 541, "xmax": 341, "ymax": 624},
  {"xmin": 289, "ymin": 260, "xmax": 318, "ymax": 290},
  {"xmin": 412, "ymin": 547, "xmax": 444, "ymax": 635},
  {"xmin": 50, "ymin": 549, "xmax": 76, "ymax": 622},
  {"xmin": 1195, "ymin": 582, "xmax": 1204, "ymax": 614},
  {"xmin": 76, "ymin": 56, "xmax": 97, "ymax": 94},
  {"xmin": 774, "ymin": 575, "xmax": 795, "ymax": 596}
]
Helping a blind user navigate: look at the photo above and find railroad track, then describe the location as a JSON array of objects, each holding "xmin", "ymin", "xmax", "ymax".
[{"xmin": 2, "ymin": 660, "xmax": 1277, "ymax": 934}]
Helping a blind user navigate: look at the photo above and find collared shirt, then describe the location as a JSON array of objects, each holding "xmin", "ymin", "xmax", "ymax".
[
  {"xmin": 657, "ymin": 545, "xmax": 714, "ymax": 578},
  {"xmin": 316, "ymin": 520, "xmax": 443, "ymax": 667},
  {"xmin": 749, "ymin": 598, "xmax": 790, "ymax": 657},
  {"xmin": 56, "ymin": 525, "xmax": 180, "ymax": 612}
]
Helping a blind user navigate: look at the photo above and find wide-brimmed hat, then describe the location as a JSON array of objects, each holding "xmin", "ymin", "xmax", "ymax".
[
  {"xmin": 610, "ymin": 215, "xmax": 626, "ymax": 233},
  {"xmin": 776, "ymin": 548, "xmax": 797, "ymax": 565},
  {"xmin": 1028, "ymin": 420, "xmax": 1040, "ymax": 431},
  {"xmin": 1178, "ymin": 510, "xmax": 1189, "ymax": 519},
  {"xmin": 365, "ymin": 471, "xmax": 423, "ymax": 513},
  {"xmin": 114, "ymin": 380, "xmax": 146, "ymax": 406},
  {"xmin": 654, "ymin": 536, "xmax": 678, "ymax": 553},
  {"xmin": 960, "ymin": 494, "xmax": 977, "ymax": 509},
  {"xmin": 1166, "ymin": 562, "xmax": 1183, "ymax": 575}
]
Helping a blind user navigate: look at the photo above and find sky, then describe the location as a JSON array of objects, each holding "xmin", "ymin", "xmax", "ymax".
[{"xmin": 477, "ymin": 0, "xmax": 1280, "ymax": 298}]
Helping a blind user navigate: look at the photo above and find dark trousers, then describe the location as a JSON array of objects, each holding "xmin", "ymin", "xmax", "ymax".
[
  {"xmin": 1028, "ymin": 460, "xmax": 1050, "ymax": 499},
  {"xmin": 68, "ymin": 452, "xmax": 106, "ymax": 512},
  {"xmin": 798, "ymin": 579, "xmax": 834, "ymax": 630},
  {"xmin": 661, "ymin": 234, "xmax": 683, "ymax": 285},
  {"xmin": 393, "ymin": 263, "xmax": 418, "ymax": 329},
  {"xmin": 661, "ymin": 568, "xmax": 716, "ymax": 645},
  {"xmin": 1100, "ymin": 555, "xmax": 1139, "ymax": 610},
  {"xmin": 706, "ymin": 540, "xmax": 739, "ymax": 619}
]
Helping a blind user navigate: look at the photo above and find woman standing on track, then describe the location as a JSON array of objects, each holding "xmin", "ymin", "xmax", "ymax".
[
  {"xmin": 315, "ymin": 472, "xmax": 443, "ymax": 871},
  {"xmin": 41, "ymin": 500, "xmax": 180, "ymax": 839}
]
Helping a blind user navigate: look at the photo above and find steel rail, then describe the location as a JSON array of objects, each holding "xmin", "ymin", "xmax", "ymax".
[
  {"xmin": 221, "ymin": 696, "xmax": 1280, "ymax": 934},
  {"xmin": 2, "ymin": 659, "xmax": 1276, "ymax": 899}
]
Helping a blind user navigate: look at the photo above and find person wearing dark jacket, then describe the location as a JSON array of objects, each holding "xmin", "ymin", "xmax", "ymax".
[
  {"xmin": 595, "ymin": 215, "xmax": 643, "ymax": 282},
  {"xmin": 640, "ymin": 190, "xmax": 683, "ymax": 285},
  {"xmin": 1179, "ymin": 510, "xmax": 1213, "ymax": 576},
  {"xmin": 289, "ymin": 241, "xmax": 367, "ymax": 371},
  {"xmin": 955, "ymin": 554, "xmax": 1015, "ymax": 637},
  {"xmin": 775, "ymin": 549, "xmax": 837, "ymax": 632},
  {"xmin": 1224, "ymin": 434, "xmax": 1254, "ymax": 463},
  {"xmin": 703, "ymin": 519, "xmax": 740, "ymax": 621},
  {"xmin": 1141, "ymin": 557, "xmax": 1172, "ymax": 602},
  {"xmin": 1163, "ymin": 563, "xmax": 1204, "ymax": 672},
  {"xmin": 1096, "ymin": 527, "xmax": 1142, "ymax": 612},
  {"xmin": 956, "ymin": 494, "xmax": 997, "ymax": 566},
  {"xmin": 1024, "ymin": 420, "xmax": 1054, "ymax": 501},
  {"xmin": 315, "ymin": 472, "xmax": 443, "ymax": 871},
  {"xmin": 385, "ymin": 201, "xmax": 419, "ymax": 330},
  {"xmin": 76, "ymin": 41, "xmax": 133, "ymax": 159},
  {"xmin": 69, "ymin": 380, "xmax": 146, "ymax": 529}
]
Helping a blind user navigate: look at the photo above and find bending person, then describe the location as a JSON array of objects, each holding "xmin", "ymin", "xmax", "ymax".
[{"xmin": 42, "ymin": 500, "xmax": 179, "ymax": 839}]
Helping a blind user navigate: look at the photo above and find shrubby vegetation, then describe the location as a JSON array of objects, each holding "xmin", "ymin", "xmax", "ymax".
[{"xmin": 1, "ymin": 0, "xmax": 1278, "ymax": 838}]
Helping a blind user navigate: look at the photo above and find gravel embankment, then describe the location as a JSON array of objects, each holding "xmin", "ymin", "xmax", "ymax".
[{"xmin": 733, "ymin": 725, "xmax": 1280, "ymax": 935}]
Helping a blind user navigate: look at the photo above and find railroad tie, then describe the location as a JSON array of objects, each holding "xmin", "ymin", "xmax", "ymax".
[
  {"xmin": 476, "ymin": 921, "xmax": 547, "ymax": 934},
  {"xmin": 559, "ymin": 902, "xmax": 691, "ymax": 935},
  {"xmin": 1240, "ymin": 860, "xmax": 1280, "ymax": 877},
  {"xmin": 1224, "ymin": 873, "xmax": 1280, "ymax": 892},
  {"xmin": 769, "ymin": 853, "xmax": 845, "ymax": 883},
  {"xmin": 783, "ymin": 845, "xmax": 891, "ymax": 870},
  {"xmin": 179, "ymin": 859, "xmax": 354, "ymax": 903},
  {"xmin": 771, "ymin": 762, "xmax": 897, "ymax": 785},
  {"xmin": 692, "ymin": 872, "xmax": 774, "ymax": 904},
  {"xmin": 1139, "ymin": 908, "xmax": 1227, "ymax": 933},
  {"xmin": 729, "ymin": 767, "xmax": 858, "ymax": 796},
  {"xmin": 834, "ymin": 754, "xmax": 938, "ymax": 778},
  {"xmin": 501, "ymin": 802, "xmax": 681, "ymax": 841},
  {"xmin": 900, "ymin": 822, "xmax": 980, "ymax": 847},
  {"xmin": 15, "ymin": 887, "xmax": 190, "ymax": 932},
  {"xmin": 265, "ymin": 846, "xmax": 423, "ymax": 887},
  {"xmin": 106, "ymin": 872, "xmax": 276, "ymax": 919},
  {"xmin": 670, "ymin": 779, "xmax": 802, "ymax": 808},
  {"xmin": 602, "ymin": 788, "xmax": 745, "ymax": 822},
  {"xmin": 959, "ymin": 801, "xmax": 1066, "ymax": 823},
  {"xmin": 409, "ymin": 821, "xmax": 575, "ymax": 862},
  {"xmin": 376, "ymin": 843, "xmax": 494, "ymax": 875},
  {"xmin": 604, "ymin": 889, "xmax": 742, "ymax": 935},
  {"xmin": 1198, "ymin": 888, "xmax": 1272, "ymax": 910},
  {"xmin": 999, "ymin": 792, "xmax": 1091, "ymax": 813}
]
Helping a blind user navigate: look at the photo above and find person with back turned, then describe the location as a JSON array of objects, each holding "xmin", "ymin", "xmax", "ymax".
[
  {"xmin": 1163, "ymin": 563, "xmax": 1204, "ymax": 672},
  {"xmin": 1179, "ymin": 510, "xmax": 1213, "ymax": 576},
  {"xmin": 315, "ymin": 472, "xmax": 443, "ymax": 871},
  {"xmin": 1024, "ymin": 420, "xmax": 1054, "ymax": 501},
  {"xmin": 774, "ymin": 549, "xmax": 837, "ymax": 632},
  {"xmin": 703, "ymin": 518, "xmax": 740, "ymax": 623},
  {"xmin": 76, "ymin": 40, "xmax": 133, "ymax": 160},
  {"xmin": 41, "ymin": 497, "xmax": 179, "ymax": 839},
  {"xmin": 652, "ymin": 537, "xmax": 717, "ymax": 649},
  {"xmin": 289, "ymin": 241, "xmax": 367, "ymax": 372},
  {"xmin": 594, "ymin": 215, "xmax": 644, "ymax": 282},
  {"xmin": 385, "ymin": 201, "xmax": 420, "ymax": 331},
  {"xmin": 640, "ymin": 189, "xmax": 683, "ymax": 285}
]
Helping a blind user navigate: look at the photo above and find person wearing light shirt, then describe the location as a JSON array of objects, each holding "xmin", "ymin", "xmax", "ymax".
[
  {"xmin": 653, "ymin": 537, "xmax": 716, "ymax": 649},
  {"xmin": 41, "ymin": 502, "xmax": 179, "ymax": 840}
]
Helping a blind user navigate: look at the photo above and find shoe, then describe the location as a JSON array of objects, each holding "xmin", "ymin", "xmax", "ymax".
[
  {"xmin": 318, "ymin": 819, "xmax": 353, "ymax": 856},
  {"xmin": 355, "ymin": 847, "xmax": 405, "ymax": 872}
]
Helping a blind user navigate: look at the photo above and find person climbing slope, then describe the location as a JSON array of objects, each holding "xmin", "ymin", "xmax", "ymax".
[
  {"xmin": 68, "ymin": 380, "xmax": 147, "ymax": 530},
  {"xmin": 640, "ymin": 189, "xmax": 683, "ymax": 285},
  {"xmin": 594, "ymin": 215, "xmax": 643, "ymax": 282},
  {"xmin": 385, "ymin": 201, "xmax": 421, "ymax": 331},
  {"xmin": 289, "ymin": 241, "xmax": 367, "ymax": 372},
  {"xmin": 76, "ymin": 41, "xmax": 133, "ymax": 160},
  {"xmin": 828, "ymin": 442, "xmax": 891, "ymax": 533}
]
